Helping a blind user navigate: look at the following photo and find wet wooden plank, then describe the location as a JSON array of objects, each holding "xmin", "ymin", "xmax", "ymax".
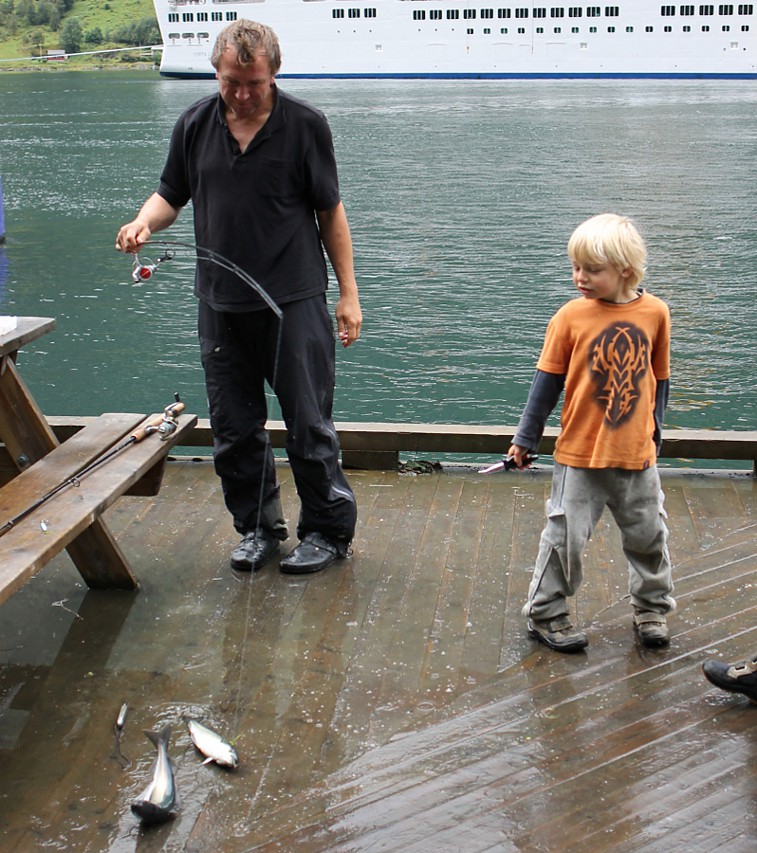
[{"xmin": 0, "ymin": 462, "xmax": 756, "ymax": 852}]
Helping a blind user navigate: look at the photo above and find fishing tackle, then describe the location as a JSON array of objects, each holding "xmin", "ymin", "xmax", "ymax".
[
  {"xmin": 131, "ymin": 249, "xmax": 174, "ymax": 284},
  {"xmin": 479, "ymin": 453, "xmax": 538, "ymax": 474},
  {"xmin": 0, "ymin": 395, "xmax": 187, "ymax": 539}
]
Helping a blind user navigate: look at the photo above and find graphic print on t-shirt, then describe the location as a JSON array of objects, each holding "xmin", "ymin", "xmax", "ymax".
[{"xmin": 588, "ymin": 322, "xmax": 650, "ymax": 429}]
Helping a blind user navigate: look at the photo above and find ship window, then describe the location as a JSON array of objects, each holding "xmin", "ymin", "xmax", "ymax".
[
  {"xmin": 661, "ymin": 5, "xmax": 676, "ymax": 14},
  {"xmin": 430, "ymin": 9, "xmax": 442, "ymax": 18},
  {"xmin": 518, "ymin": 25, "xmax": 526, "ymax": 31},
  {"xmin": 501, "ymin": 25, "xmax": 509, "ymax": 31},
  {"xmin": 569, "ymin": 6, "xmax": 582, "ymax": 14},
  {"xmin": 586, "ymin": 6, "xmax": 601, "ymax": 16},
  {"xmin": 680, "ymin": 4, "xmax": 695, "ymax": 12},
  {"xmin": 198, "ymin": 32, "xmax": 210, "ymax": 39},
  {"xmin": 664, "ymin": 23, "xmax": 673, "ymax": 28},
  {"xmin": 225, "ymin": 12, "xmax": 237, "ymax": 21},
  {"xmin": 551, "ymin": 7, "xmax": 565, "ymax": 15},
  {"xmin": 738, "ymin": 3, "xmax": 753, "ymax": 11},
  {"xmin": 413, "ymin": 9, "xmax": 425, "ymax": 18},
  {"xmin": 605, "ymin": 6, "xmax": 619, "ymax": 14},
  {"xmin": 742, "ymin": 23, "xmax": 750, "ymax": 28},
  {"xmin": 533, "ymin": 7, "xmax": 547, "ymax": 17},
  {"xmin": 536, "ymin": 25, "xmax": 544, "ymax": 31},
  {"xmin": 699, "ymin": 4, "xmax": 714, "ymax": 12},
  {"xmin": 719, "ymin": 3, "xmax": 733, "ymax": 11},
  {"xmin": 580, "ymin": 40, "xmax": 588, "ymax": 47},
  {"xmin": 515, "ymin": 8, "xmax": 529, "ymax": 17},
  {"xmin": 589, "ymin": 24, "xmax": 597, "ymax": 29},
  {"xmin": 168, "ymin": 13, "xmax": 179, "ymax": 23},
  {"xmin": 349, "ymin": 8, "xmax": 361, "ymax": 17},
  {"xmin": 464, "ymin": 9, "xmax": 476, "ymax": 18},
  {"xmin": 365, "ymin": 8, "xmax": 377, "ymax": 17},
  {"xmin": 333, "ymin": 8, "xmax": 345, "ymax": 17},
  {"xmin": 607, "ymin": 24, "xmax": 615, "ymax": 29},
  {"xmin": 646, "ymin": 24, "xmax": 654, "ymax": 29},
  {"xmin": 447, "ymin": 9, "xmax": 459, "ymax": 18},
  {"xmin": 211, "ymin": 12, "xmax": 223, "ymax": 21},
  {"xmin": 168, "ymin": 32, "xmax": 180, "ymax": 40},
  {"xmin": 467, "ymin": 26, "xmax": 474, "ymax": 32},
  {"xmin": 572, "ymin": 25, "xmax": 579, "ymax": 31},
  {"xmin": 182, "ymin": 32, "xmax": 195, "ymax": 39},
  {"xmin": 481, "ymin": 9, "xmax": 495, "ymax": 18},
  {"xmin": 484, "ymin": 25, "xmax": 491, "ymax": 31},
  {"xmin": 702, "ymin": 23, "xmax": 711, "ymax": 28},
  {"xmin": 197, "ymin": 12, "xmax": 208, "ymax": 22},
  {"xmin": 553, "ymin": 24, "xmax": 562, "ymax": 30},
  {"xmin": 626, "ymin": 24, "xmax": 633, "ymax": 29},
  {"xmin": 181, "ymin": 13, "xmax": 193, "ymax": 23},
  {"xmin": 499, "ymin": 8, "xmax": 511, "ymax": 16}
]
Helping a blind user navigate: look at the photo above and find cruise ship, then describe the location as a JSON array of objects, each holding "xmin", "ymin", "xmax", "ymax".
[{"xmin": 152, "ymin": 0, "xmax": 757, "ymax": 78}]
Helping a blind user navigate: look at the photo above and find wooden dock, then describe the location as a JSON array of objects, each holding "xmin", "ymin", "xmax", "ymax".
[{"xmin": 0, "ymin": 458, "xmax": 756, "ymax": 851}]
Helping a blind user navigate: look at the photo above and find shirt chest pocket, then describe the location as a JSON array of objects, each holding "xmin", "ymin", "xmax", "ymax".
[{"xmin": 251, "ymin": 157, "xmax": 302, "ymax": 198}]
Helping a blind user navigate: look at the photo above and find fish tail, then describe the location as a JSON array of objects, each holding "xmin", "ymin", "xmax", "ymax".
[{"xmin": 143, "ymin": 724, "xmax": 172, "ymax": 748}]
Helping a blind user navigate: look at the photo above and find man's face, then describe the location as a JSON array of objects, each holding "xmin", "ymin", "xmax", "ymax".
[{"xmin": 216, "ymin": 47, "xmax": 275, "ymax": 119}]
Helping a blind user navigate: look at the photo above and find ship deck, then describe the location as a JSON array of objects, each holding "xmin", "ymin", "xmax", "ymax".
[{"xmin": 1, "ymin": 458, "xmax": 756, "ymax": 852}]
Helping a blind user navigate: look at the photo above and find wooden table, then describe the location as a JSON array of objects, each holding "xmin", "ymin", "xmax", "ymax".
[{"xmin": 0, "ymin": 317, "xmax": 196, "ymax": 601}]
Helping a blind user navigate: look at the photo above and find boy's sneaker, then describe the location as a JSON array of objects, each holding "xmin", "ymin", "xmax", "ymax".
[
  {"xmin": 702, "ymin": 656, "xmax": 757, "ymax": 703},
  {"xmin": 633, "ymin": 611, "xmax": 670, "ymax": 648},
  {"xmin": 527, "ymin": 615, "xmax": 588, "ymax": 653}
]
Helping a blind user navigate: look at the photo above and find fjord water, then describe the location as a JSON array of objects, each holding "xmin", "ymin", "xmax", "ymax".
[{"xmin": 0, "ymin": 72, "xmax": 755, "ymax": 458}]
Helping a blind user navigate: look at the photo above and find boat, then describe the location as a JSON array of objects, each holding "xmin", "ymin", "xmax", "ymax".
[{"xmin": 152, "ymin": 0, "xmax": 757, "ymax": 79}]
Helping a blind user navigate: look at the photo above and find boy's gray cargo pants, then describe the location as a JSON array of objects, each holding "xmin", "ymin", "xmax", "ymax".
[{"xmin": 524, "ymin": 462, "xmax": 675, "ymax": 622}]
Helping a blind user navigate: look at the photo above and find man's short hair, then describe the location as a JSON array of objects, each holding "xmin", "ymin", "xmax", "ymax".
[{"xmin": 211, "ymin": 19, "xmax": 282, "ymax": 75}]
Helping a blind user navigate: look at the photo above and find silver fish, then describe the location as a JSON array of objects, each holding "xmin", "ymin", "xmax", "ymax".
[
  {"xmin": 131, "ymin": 725, "xmax": 179, "ymax": 825},
  {"xmin": 187, "ymin": 719, "xmax": 238, "ymax": 769}
]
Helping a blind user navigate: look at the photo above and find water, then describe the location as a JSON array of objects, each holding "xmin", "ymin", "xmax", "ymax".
[{"xmin": 0, "ymin": 72, "xmax": 756, "ymax": 454}]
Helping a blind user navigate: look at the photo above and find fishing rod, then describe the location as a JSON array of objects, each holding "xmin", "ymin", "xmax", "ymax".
[
  {"xmin": 0, "ymin": 397, "xmax": 186, "ymax": 539},
  {"xmin": 132, "ymin": 241, "xmax": 283, "ymax": 320}
]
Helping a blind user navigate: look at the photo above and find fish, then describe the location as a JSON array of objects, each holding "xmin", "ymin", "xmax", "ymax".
[
  {"xmin": 186, "ymin": 718, "xmax": 238, "ymax": 769},
  {"xmin": 130, "ymin": 725, "xmax": 179, "ymax": 825}
]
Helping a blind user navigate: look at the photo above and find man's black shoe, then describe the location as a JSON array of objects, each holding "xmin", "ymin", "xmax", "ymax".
[
  {"xmin": 703, "ymin": 656, "xmax": 757, "ymax": 703},
  {"xmin": 279, "ymin": 532, "xmax": 349, "ymax": 575},
  {"xmin": 230, "ymin": 529, "xmax": 279, "ymax": 572}
]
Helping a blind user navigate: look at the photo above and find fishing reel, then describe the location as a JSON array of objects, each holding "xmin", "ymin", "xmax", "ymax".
[
  {"xmin": 156, "ymin": 394, "xmax": 185, "ymax": 441},
  {"xmin": 131, "ymin": 249, "xmax": 174, "ymax": 284}
]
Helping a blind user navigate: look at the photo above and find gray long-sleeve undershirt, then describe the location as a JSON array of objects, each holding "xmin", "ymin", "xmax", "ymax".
[{"xmin": 512, "ymin": 369, "xmax": 670, "ymax": 455}]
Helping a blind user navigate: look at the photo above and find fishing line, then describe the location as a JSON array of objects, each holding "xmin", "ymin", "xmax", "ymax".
[{"xmin": 135, "ymin": 240, "xmax": 284, "ymax": 737}]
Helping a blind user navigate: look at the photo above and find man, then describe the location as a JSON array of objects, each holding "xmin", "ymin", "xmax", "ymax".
[{"xmin": 116, "ymin": 20, "xmax": 361, "ymax": 574}]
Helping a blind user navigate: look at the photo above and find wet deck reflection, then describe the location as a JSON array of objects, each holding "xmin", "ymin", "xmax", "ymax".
[{"xmin": 1, "ymin": 461, "xmax": 756, "ymax": 851}]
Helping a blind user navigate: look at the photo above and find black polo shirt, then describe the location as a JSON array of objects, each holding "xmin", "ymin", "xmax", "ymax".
[{"xmin": 157, "ymin": 86, "xmax": 341, "ymax": 311}]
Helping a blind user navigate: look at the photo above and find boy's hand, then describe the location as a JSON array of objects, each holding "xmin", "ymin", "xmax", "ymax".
[{"xmin": 507, "ymin": 444, "xmax": 532, "ymax": 469}]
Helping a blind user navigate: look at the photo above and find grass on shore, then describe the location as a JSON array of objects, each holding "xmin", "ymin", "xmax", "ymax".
[{"xmin": 0, "ymin": 0, "xmax": 156, "ymax": 68}]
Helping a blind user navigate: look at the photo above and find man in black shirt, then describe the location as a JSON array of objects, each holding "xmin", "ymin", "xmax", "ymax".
[{"xmin": 116, "ymin": 20, "xmax": 361, "ymax": 575}]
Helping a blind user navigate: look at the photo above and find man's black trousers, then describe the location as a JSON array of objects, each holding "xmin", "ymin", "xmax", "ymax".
[{"xmin": 199, "ymin": 294, "xmax": 357, "ymax": 542}]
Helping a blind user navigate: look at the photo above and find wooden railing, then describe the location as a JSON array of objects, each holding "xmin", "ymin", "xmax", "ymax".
[{"xmin": 44, "ymin": 418, "xmax": 757, "ymax": 474}]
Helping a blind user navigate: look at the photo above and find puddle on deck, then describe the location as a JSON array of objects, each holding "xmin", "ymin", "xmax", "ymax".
[{"xmin": 1, "ymin": 461, "xmax": 756, "ymax": 851}]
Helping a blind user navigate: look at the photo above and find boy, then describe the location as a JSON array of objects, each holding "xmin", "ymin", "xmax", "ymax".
[{"xmin": 509, "ymin": 213, "xmax": 675, "ymax": 653}]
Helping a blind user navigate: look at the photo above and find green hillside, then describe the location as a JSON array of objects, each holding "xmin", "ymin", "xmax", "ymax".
[{"xmin": 0, "ymin": 0, "xmax": 159, "ymax": 69}]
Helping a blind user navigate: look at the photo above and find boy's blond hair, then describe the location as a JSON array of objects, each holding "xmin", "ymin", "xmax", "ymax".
[{"xmin": 568, "ymin": 213, "xmax": 647, "ymax": 288}]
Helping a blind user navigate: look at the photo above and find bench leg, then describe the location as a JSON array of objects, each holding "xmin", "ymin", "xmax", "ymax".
[{"xmin": 65, "ymin": 524, "xmax": 139, "ymax": 590}]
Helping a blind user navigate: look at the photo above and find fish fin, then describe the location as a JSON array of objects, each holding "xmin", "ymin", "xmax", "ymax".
[
  {"xmin": 143, "ymin": 725, "xmax": 172, "ymax": 748},
  {"xmin": 201, "ymin": 756, "xmax": 214, "ymax": 766}
]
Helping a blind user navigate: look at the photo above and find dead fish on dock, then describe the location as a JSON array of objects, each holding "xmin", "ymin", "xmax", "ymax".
[
  {"xmin": 131, "ymin": 725, "xmax": 179, "ymax": 825},
  {"xmin": 186, "ymin": 718, "xmax": 238, "ymax": 769}
]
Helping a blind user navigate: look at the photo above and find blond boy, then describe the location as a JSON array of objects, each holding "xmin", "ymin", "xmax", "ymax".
[{"xmin": 509, "ymin": 214, "xmax": 675, "ymax": 652}]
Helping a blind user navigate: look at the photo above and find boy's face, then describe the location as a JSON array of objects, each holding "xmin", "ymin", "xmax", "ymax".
[{"xmin": 571, "ymin": 260, "xmax": 636, "ymax": 304}]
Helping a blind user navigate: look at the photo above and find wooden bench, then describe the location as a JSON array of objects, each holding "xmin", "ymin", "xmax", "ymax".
[{"xmin": 0, "ymin": 410, "xmax": 197, "ymax": 606}]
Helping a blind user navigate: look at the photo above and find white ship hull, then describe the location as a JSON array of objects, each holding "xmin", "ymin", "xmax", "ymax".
[{"xmin": 154, "ymin": 0, "xmax": 757, "ymax": 78}]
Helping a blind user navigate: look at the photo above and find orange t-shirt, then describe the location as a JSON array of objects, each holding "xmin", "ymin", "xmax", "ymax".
[{"xmin": 537, "ymin": 291, "xmax": 671, "ymax": 470}]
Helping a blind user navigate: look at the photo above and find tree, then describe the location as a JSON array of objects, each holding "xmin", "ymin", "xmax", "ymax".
[{"xmin": 59, "ymin": 15, "xmax": 81, "ymax": 53}]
